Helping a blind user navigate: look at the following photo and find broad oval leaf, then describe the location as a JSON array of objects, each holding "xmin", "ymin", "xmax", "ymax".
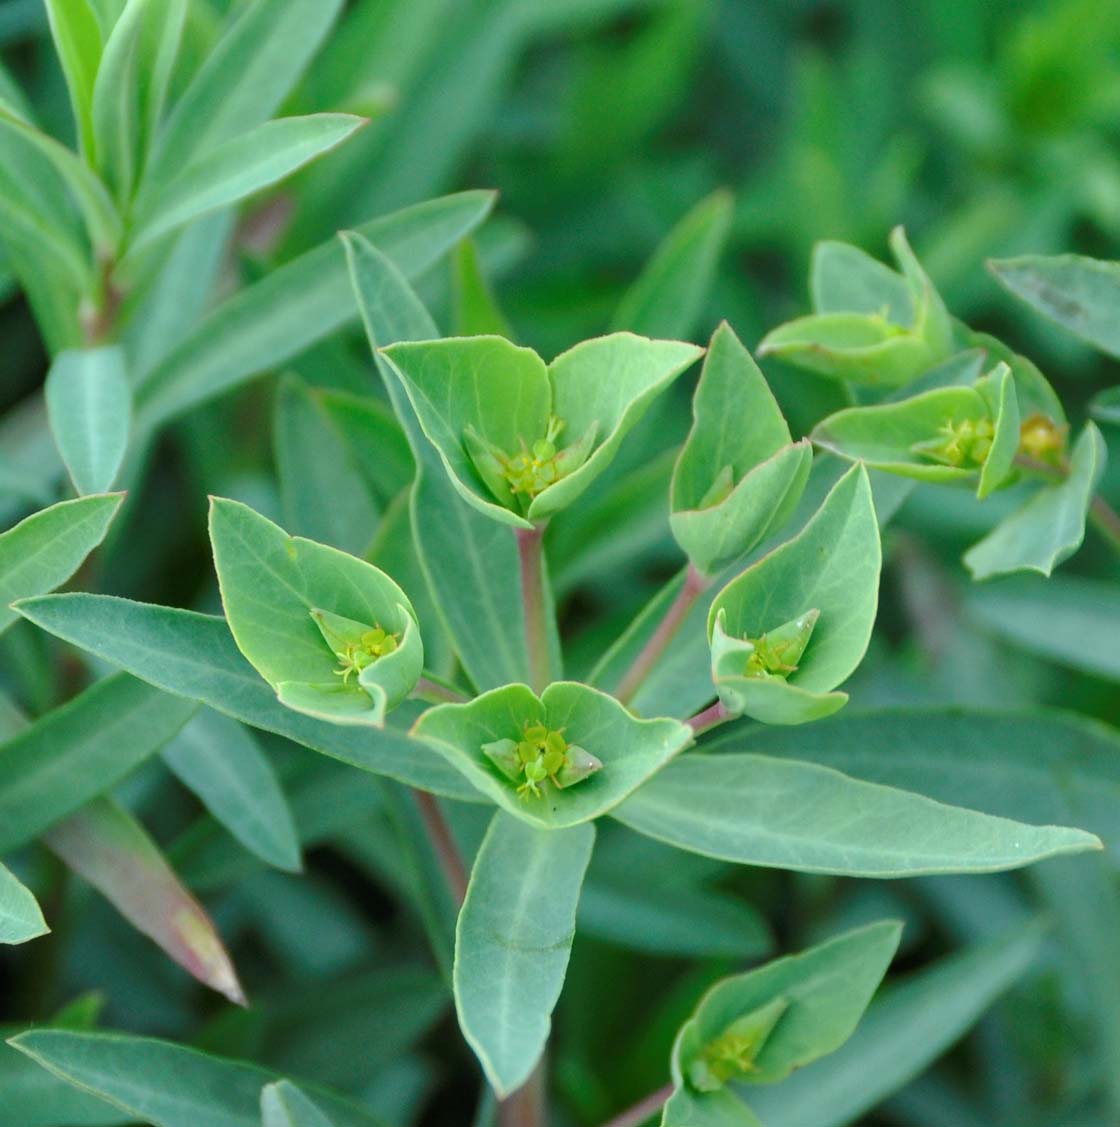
[
  {"xmin": 671, "ymin": 322, "xmax": 811, "ymax": 576},
  {"xmin": 454, "ymin": 812, "xmax": 594, "ymax": 1097},
  {"xmin": 413, "ymin": 681, "xmax": 693, "ymax": 829},
  {"xmin": 45, "ymin": 346, "xmax": 131, "ymax": 495},
  {"xmin": 708, "ymin": 465, "xmax": 880, "ymax": 724},
  {"xmin": 663, "ymin": 921, "xmax": 901, "ymax": 1124},
  {"xmin": 209, "ymin": 498, "xmax": 423, "ymax": 727},
  {"xmin": 381, "ymin": 333, "xmax": 703, "ymax": 527},
  {"xmin": 612, "ymin": 752, "xmax": 1100, "ymax": 876}
]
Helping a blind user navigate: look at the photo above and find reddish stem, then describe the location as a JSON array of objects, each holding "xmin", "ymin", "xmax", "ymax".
[
  {"xmin": 599, "ymin": 1083, "xmax": 674, "ymax": 1127},
  {"xmin": 615, "ymin": 563, "xmax": 711, "ymax": 706},
  {"xmin": 413, "ymin": 791, "xmax": 468, "ymax": 906},
  {"xmin": 516, "ymin": 523, "xmax": 553, "ymax": 692},
  {"xmin": 686, "ymin": 699, "xmax": 730, "ymax": 737}
]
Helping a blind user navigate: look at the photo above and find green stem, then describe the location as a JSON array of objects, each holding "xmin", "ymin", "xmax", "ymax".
[
  {"xmin": 615, "ymin": 563, "xmax": 711, "ymax": 706},
  {"xmin": 1014, "ymin": 454, "xmax": 1120, "ymax": 556},
  {"xmin": 516, "ymin": 523, "xmax": 553, "ymax": 693}
]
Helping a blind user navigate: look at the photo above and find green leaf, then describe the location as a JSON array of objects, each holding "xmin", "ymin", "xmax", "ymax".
[
  {"xmin": 45, "ymin": 346, "xmax": 131, "ymax": 495},
  {"xmin": 382, "ymin": 332, "xmax": 703, "ymax": 526},
  {"xmin": 90, "ymin": 0, "xmax": 149, "ymax": 200},
  {"xmin": 708, "ymin": 465, "xmax": 880, "ymax": 724},
  {"xmin": 811, "ymin": 386, "xmax": 992, "ymax": 483},
  {"xmin": 0, "ymin": 493, "xmax": 122, "ymax": 635},
  {"xmin": 0, "ymin": 674, "xmax": 196, "ymax": 854},
  {"xmin": 0, "ymin": 106, "xmax": 121, "ymax": 251},
  {"xmin": 261, "ymin": 1081, "xmax": 336, "ymax": 1127},
  {"xmin": 13, "ymin": 594, "xmax": 475, "ymax": 800},
  {"xmin": 664, "ymin": 922, "xmax": 900, "ymax": 1125},
  {"xmin": 130, "ymin": 114, "xmax": 365, "ymax": 255},
  {"xmin": 1091, "ymin": 385, "xmax": 1120, "ymax": 426},
  {"xmin": 133, "ymin": 0, "xmax": 184, "ymax": 157},
  {"xmin": 136, "ymin": 191, "xmax": 495, "ymax": 426},
  {"xmin": 611, "ymin": 189, "xmax": 733, "ymax": 339},
  {"xmin": 454, "ymin": 811, "xmax": 595, "ymax": 1097},
  {"xmin": 965, "ymin": 575, "xmax": 1120, "ymax": 682},
  {"xmin": 209, "ymin": 498, "xmax": 423, "ymax": 727},
  {"xmin": 661, "ymin": 1087, "xmax": 763, "ymax": 1126},
  {"xmin": 810, "ymin": 240, "xmax": 914, "ymax": 322},
  {"xmin": 964, "ymin": 423, "xmax": 1106, "ymax": 579},
  {"xmin": 146, "ymin": 0, "xmax": 345, "ymax": 185},
  {"xmin": 750, "ymin": 924, "xmax": 1044, "ymax": 1127},
  {"xmin": 671, "ymin": 322, "xmax": 811, "ymax": 576},
  {"xmin": 990, "ymin": 253, "xmax": 1120, "ymax": 359},
  {"xmin": 0, "ymin": 862, "xmax": 48, "ymax": 944},
  {"xmin": 161, "ymin": 709, "xmax": 301, "ymax": 872},
  {"xmin": 452, "ymin": 238, "xmax": 513, "ymax": 338},
  {"xmin": 726, "ymin": 708, "xmax": 1120, "ymax": 862},
  {"xmin": 43, "ymin": 0, "xmax": 103, "ymax": 157},
  {"xmin": 274, "ymin": 377, "xmax": 380, "ymax": 555},
  {"xmin": 758, "ymin": 312, "xmax": 938, "ymax": 388},
  {"xmin": 7, "ymin": 1030, "xmax": 388, "ymax": 1127},
  {"xmin": 343, "ymin": 230, "xmax": 532, "ymax": 691},
  {"xmin": 317, "ymin": 390, "xmax": 414, "ymax": 504},
  {"xmin": 413, "ymin": 681, "xmax": 693, "ymax": 829},
  {"xmin": 975, "ymin": 362, "xmax": 1020, "ymax": 499},
  {"xmin": 43, "ymin": 797, "xmax": 244, "ymax": 1003},
  {"xmin": 612, "ymin": 753, "xmax": 1100, "ymax": 876}
]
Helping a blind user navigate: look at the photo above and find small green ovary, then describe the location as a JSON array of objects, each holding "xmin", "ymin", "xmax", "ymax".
[
  {"xmin": 911, "ymin": 415, "xmax": 995, "ymax": 468},
  {"xmin": 311, "ymin": 608, "xmax": 400, "ymax": 685},
  {"xmin": 743, "ymin": 609, "xmax": 819, "ymax": 681},
  {"xmin": 688, "ymin": 996, "xmax": 789, "ymax": 1092},
  {"xmin": 465, "ymin": 415, "xmax": 597, "ymax": 512},
  {"xmin": 482, "ymin": 722, "xmax": 603, "ymax": 800}
]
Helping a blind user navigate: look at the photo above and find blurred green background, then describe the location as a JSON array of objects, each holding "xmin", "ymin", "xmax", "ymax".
[{"xmin": 3, "ymin": 1, "xmax": 1120, "ymax": 1125}]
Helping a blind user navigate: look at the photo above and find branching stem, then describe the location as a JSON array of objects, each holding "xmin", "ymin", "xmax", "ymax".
[{"xmin": 615, "ymin": 563, "xmax": 711, "ymax": 706}]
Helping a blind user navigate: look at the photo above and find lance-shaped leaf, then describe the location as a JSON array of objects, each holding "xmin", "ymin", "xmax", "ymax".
[
  {"xmin": 380, "ymin": 333, "xmax": 703, "ymax": 528},
  {"xmin": 209, "ymin": 498, "xmax": 423, "ymax": 727},
  {"xmin": 0, "ymin": 862, "xmax": 48, "ymax": 945},
  {"xmin": 262, "ymin": 1081, "xmax": 337, "ymax": 1127},
  {"xmin": 43, "ymin": 0, "xmax": 102, "ymax": 158},
  {"xmin": 43, "ymin": 798, "xmax": 244, "ymax": 1003},
  {"xmin": 6, "ymin": 1030, "xmax": 388, "ymax": 1127},
  {"xmin": 612, "ymin": 753, "xmax": 1101, "ymax": 876},
  {"xmin": 811, "ymin": 240, "xmax": 914, "ymax": 321},
  {"xmin": 0, "ymin": 493, "xmax": 122, "ymax": 635},
  {"xmin": 811, "ymin": 363, "xmax": 1020, "ymax": 497},
  {"xmin": 612, "ymin": 188, "xmax": 733, "ymax": 339},
  {"xmin": 0, "ymin": 673, "xmax": 196, "ymax": 854},
  {"xmin": 13, "ymin": 593, "xmax": 473, "ymax": 801},
  {"xmin": 661, "ymin": 922, "xmax": 901, "ymax": 1126},
  {"xmin": 759, "ymin": 228, "xmax": 953, "ymax": 387},
  {"xmin": 129, "ymin": 113, "xmax": 365, "ymax": 256},
  {"xmin": 413, "ymin": 682, "xmax": 693, "ymax": 829},
  {"xmin": 161, "ymin": 708, "xmax": 301, "ymax": 873},
  {"xmin": 964, "ymin": 423, "xmax": 1107, "ymax": 580},
  {"xmin": 671, "ymin": 322, "xmax": 812, "ymax": 576},
  {"xmin": 454, "ymin": 812, "xmax": 595, "ymax": 1097},
  {"xmin": 707, "ymin": 465, "xmax": 880, "ymax": 725},
  {"xmin": 45, "ymin": 346, "xmax": 131, "ymax": 496},
  {"xmin": 1092, "ymin": 385, "xmax": 1120, "ymax": 426}
]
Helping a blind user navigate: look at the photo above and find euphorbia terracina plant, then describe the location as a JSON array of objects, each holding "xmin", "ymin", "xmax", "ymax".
[{"xmin": 2, "ymin": 3, "xmax": 1120, "ymax": 1127}]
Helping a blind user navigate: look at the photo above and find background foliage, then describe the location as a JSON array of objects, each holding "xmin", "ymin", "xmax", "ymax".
[{"xmin": 2, "ymin": 1, "xmax": 1120, "ymax": 1125}]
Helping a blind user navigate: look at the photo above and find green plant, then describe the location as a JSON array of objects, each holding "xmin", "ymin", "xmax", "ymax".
[{"xmin": 3, "ymin": 4, "xmax": 1120, "ymax": 1127}]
